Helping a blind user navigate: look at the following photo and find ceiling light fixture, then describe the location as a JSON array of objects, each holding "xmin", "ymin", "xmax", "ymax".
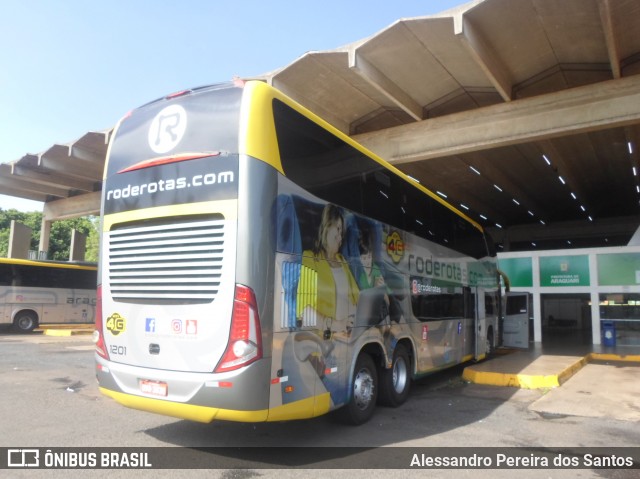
[
  {"xmin": 493, "ymin": 184, "xmax": 503, "ymax": 192},
  {"xmin": 436, "ymin": 191, "xmax": 447, "ymax": 198},
  {"xmin": 543, "ymin": 154, "xmax": 551, "ymax": 165},
  {"xmin": 469, "ymin": 166, "xmax": 481, "ymax": 175}
]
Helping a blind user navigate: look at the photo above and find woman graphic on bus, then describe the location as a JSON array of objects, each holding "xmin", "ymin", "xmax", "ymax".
[
  {"xmin": 301, "ymin": 204, "xmax": 360, "ymax": 329},
  {"xmin": 295, "ymin": 204, "xmax": 360, "ymax": 406}
]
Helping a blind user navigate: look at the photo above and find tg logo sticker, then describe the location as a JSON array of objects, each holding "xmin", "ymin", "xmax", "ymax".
[{"xmin": 106, "ymin": 313, "xmax": 126, "ymax": 336}]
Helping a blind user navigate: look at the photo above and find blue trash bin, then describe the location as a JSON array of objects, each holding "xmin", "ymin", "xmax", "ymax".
[{"xmin": 601, "ymin": 320, "xmax": 616, "ymax": 347}]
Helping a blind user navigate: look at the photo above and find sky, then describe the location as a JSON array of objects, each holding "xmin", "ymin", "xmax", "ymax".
[{"xmin": 0, "ymin": 0, "xmax": 465, "ymax": 211}]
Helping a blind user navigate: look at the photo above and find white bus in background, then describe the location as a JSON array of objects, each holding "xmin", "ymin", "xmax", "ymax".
[{"xmin": 0, "ymin": 258, "xmax": 97, "ymax": 333}]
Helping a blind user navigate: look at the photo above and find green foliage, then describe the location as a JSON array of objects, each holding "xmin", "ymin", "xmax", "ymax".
[{"xmin": 0, "ymin": 207, "xmax": 99, "ymax": 262}]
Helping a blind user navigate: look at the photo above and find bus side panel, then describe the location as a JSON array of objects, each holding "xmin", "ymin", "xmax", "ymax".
[
  {"xmin": 271, "ymin": 179, "xmax": 501, "ymax": 388},
  {"xmin": 271, "ymin": 178, "xmax": 398, "ymax": 416}
]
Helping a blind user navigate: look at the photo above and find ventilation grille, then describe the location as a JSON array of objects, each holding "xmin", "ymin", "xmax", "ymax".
[{"xmin": 108, "ymin": 216, "xmax": 224, "ymax": 303}]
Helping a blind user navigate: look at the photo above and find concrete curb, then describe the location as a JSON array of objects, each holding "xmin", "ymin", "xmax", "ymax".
[
  {"xmin": 462, "ymin": 351, "xmax": 640, "ymax": 389},
  {"xmin": 37, "ymin": 325, "xmax": 93, "ymax": 337}
]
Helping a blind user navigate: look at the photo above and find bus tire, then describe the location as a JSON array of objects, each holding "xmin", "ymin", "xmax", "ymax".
[
  {"xmin": 338, "ymin": 352, "xmax": 378, "ymax": 425},
  {"xmin": 378, "ymin": 343, "xmax": 411, "ymax": 407},
  {"xmin": 13, "ymin": 310, "xmax": 38, "ymax": 334}
]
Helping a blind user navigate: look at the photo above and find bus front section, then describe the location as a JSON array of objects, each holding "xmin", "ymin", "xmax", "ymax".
[{"xmin": 95, "ymin": 84, "xmax": 271, "ymax": 423}]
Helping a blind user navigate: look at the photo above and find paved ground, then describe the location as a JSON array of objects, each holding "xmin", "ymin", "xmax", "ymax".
[{"xmin": 528, "ymin": 360, "xmax": 640, "ymax": 422}]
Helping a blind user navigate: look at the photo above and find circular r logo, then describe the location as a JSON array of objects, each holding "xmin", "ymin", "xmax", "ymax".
[{"xmin": 148, "ymin": 104, "xmax": 188, "ymax": 154}]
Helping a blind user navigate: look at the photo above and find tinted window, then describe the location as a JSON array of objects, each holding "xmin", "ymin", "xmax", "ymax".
[
  {"xmin": 273, "ymin": 99, "xmax": 489, "ymax": 259},
  {"xmin": 11, "ymin": 264, "xmax": 96, "ymax": 289}
]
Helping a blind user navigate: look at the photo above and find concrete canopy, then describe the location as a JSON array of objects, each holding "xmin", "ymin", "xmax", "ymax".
[{"xmin": 2, "ymin": 0, "xmax": 640, "ymax": 251}]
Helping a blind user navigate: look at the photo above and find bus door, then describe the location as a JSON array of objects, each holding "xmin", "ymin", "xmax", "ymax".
[
  {"xmin": 503, "ymin": 292, "xmax": 530, "ymax": 349},
  {"xmin": 473, "ymin": 287, "xmax": 487, "ymax": 360}
]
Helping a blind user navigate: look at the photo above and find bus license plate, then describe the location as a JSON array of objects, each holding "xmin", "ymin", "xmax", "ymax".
[{"xmin": 139, "ymin": 379, "xmax": 168, "ymax": 397}]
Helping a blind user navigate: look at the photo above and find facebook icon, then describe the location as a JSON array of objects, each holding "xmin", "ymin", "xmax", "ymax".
[{"xmin": 145, "ymin": 318, "xmax": 156, "ymax": 333}]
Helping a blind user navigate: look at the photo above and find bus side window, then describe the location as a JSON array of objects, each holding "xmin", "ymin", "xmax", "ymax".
[{"xmin": 0, "ymin": 267, "xmax": 11, "ymax": 286}]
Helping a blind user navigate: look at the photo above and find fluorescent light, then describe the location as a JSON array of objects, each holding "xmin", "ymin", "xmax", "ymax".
[
  {"xmin": 512, "ymin": 199, "xmax": 520, "ymax": 205},
  {"xmin": 531, "ymin": 242, "xmax": 537, "ymax": 247},
  {"xmin": 493, "ymin": 184, "xmax": 502, "ymax": 192},
  {"xmin": 559, "ymin": 176, "xmax": 566, "ymax": 185},
  {"xmin": 480, "ymin": 214, "xmax": 488, "ymax": 220},
  {"xmin": 379, "ymin": 190, "xmax": 389, "ymax": 199},
  {"xmin": 580, "ymin": 205, "xmax": 586, "ymax": 212},
  {"xmin": 416, "ymin": 219, "xmax": 423, "ymax": 225},
  {"xmin": 629, "ymin": 142, "xmax": 634, "ymax": 154},
  {"xmin": 469, "ymin": 166, "xmax": 481, "ymax": 175},
  {"xmin": 495, "ymin": 223, "xmax": 503, "ymax": 229},
  {"xmin": 407, "ymin": 175, "xmax": 420, "ymax": 183},
  {"xmin": 460, "ymin": 204, "xmax": 469, "ymax": 210},
  {"xmin": 543, "ymin": 154, "xmax": 551, "ymax": 165},
  {"xmin": 588, "ymin": 216, "xmax": 593, "ymax": 221},
  {"xmin": 540, "ymin": 220, "xmax": 546, "ymax": 225},
  {"xmin": 571, "ymin": 192, "xmax": 577, "ymax": 200},
  {"xmin": 634, "ymin": 167, "xmax": 638, "ymax": 176},
  {"xmin": 436, "ymin": 191, "xmax": 447, "ymax": 198},
  {"xmin": 528, "ymin": 210, "xmax": 534, "ymax": 216}
]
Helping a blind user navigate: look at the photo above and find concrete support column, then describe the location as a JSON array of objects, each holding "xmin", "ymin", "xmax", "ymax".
[
  {"xmin": 589, "ymin": 254, "xmax": 601, "ymax": 345},
  {"xmin": 39, "ymin": 217, "xmax": 51, "ymax": 259},
  {"xmin": 531, "ymin": 256, "xmax": 542, "ymax": 343},
  {"xmin": 591, "ymin": 291, "xmax": 601, "ymax": 345},
  {"xmin": 69, "ymin": 229, "xmax": 87, "ymax": 261},
  {"xmin": 8, "ymin": 221, "xmax": 32, "ymax": 259}
]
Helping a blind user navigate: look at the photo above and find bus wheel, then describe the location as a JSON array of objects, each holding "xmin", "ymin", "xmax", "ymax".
[
  {"xmin": 378, "ymin": 344, "xmax": 411, "ymax": 407},
  {"xmin": 13, "ymin": 311, "xmax": 38, "ymax": 334},
  {"xmin": 338, "ymin": 353, "xmax": 378, "ymax": 425}
]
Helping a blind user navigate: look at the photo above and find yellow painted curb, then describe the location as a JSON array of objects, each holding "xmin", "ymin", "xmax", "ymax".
[
  {"xmin": 589, "ymin": 352, "xmax": 640, "ymax": 363},
  {"xmin": 42, "ymin": 329, "xmax": 91, "ymax": 336},
  {"xmin": 463, "ymin": 352, "xmax": 640, "ymax": 390},
  {"xmin": 462, "ymin": 368, "xmax": 562, "ymax": 389}
]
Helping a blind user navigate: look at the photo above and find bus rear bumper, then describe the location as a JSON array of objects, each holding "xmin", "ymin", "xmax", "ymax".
[
  {"xmin": 95, "ymin": 355, "xmax": 270, "ymax": 423},
  {"xmin": 98, "ymin": 386, "xmax": 269, "ymax": 423}
]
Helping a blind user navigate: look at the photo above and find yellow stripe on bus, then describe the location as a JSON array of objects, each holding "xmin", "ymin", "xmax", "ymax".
[
  {"xmin": 102, "ymin": 200, "xmax": 238, "ymax": 232},
  {"xmin": 99, "ymin": 387, "xmax": 331, "ymax": 423}
]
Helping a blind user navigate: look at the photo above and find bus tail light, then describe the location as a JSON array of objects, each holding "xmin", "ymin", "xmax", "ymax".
[
  {"xmin": 93, "ymin": 285, "xmax": 109, "ymax": 360},
  {"xmin": 215, "ymin": 285, "xmax": 262, "ymax": 373}
]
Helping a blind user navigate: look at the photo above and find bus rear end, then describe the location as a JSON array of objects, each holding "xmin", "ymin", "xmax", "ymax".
[{"xmin": 95, "ymin": 84, "xmax": 271, "ymax": 422}]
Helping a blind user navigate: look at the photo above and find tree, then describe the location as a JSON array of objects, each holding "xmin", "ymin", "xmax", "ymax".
[
  {"xmin": 0, "ymin": 209, "xmax": 42, "ymax": 257},
  {"xmin": 0, "ymin": 208, "xmax": 99, "ymax": 262}
]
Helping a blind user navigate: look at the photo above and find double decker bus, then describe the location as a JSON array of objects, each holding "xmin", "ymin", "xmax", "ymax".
[
  {"xmin": 95, "ymin": 80, "xmax": 500, "ymax": 425},
  {"xmin": 0, "ymin": 258, "xmax": 97, "ymax": 333}
]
